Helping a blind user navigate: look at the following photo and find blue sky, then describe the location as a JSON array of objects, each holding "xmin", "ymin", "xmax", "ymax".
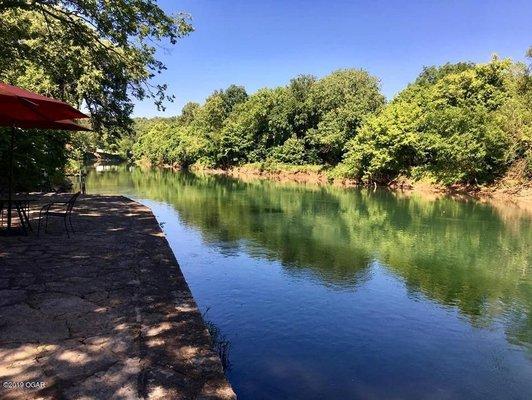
[{"xmin": 134, "ymin": 0, "xmax": 532, "ymax": 117}]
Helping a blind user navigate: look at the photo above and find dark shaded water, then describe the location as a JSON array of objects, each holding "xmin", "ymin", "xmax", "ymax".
[{"xmin": 86, "ymin": 165, "xmax": 531, "ymax": 400}]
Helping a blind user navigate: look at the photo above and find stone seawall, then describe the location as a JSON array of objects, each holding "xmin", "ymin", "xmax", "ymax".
[{"xmin": 0, "ymin": 195, "xmax": 236, "ymax": 399}]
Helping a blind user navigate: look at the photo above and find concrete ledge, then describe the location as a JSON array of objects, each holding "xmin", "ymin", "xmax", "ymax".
[{"xmin": 0, "ymin": 195, "xmax": 236, "ymax": 399}]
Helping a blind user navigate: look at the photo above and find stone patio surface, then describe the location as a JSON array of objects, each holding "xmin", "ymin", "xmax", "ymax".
[{"xmin": 0, "ymin": 195, "xmax": 236, "ymax": 400}]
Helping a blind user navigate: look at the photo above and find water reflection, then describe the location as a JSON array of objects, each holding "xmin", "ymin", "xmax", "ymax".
[
  {"xmin": 86, "ymin": 165, "xmax": 531, "ymax": 399},
  {"xmin": 87, "ymin": 166, "xmax": 531, "ymax": 350}
]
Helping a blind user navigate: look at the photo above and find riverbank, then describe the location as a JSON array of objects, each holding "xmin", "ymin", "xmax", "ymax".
[
  {"xmin": 191, "ymin": 163, "xmax": 532, "ymax": 212},
  {"xmin": 0, "ymin": 195, "xmax": 235, "ymax": 400}
]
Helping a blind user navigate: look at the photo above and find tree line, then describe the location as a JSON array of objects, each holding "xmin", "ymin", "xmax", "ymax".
[
  {"xmin": 132, "ymin": 53, "xmax": 531, "ymax": 186},
  {"xmin": 0, "ymin": 1, "xmax": 530, "ymax": 190}
]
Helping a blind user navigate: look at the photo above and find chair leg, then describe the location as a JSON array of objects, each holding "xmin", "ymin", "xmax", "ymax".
[
  {"xmin": 69, "ymin": 214, "xmax": 74, "ymax": 233},
  {"xmin": 22, "ymin": 207, "xmax": 32, "ymax": 232},
  {"xmin": 45, "ymin": 214, "xmax": 49, "ymax": 233},
  {"xmin": 64, "ymin": 216, "xmax": 70, "ymax": 238},
  {"xmin": 16, "ymin": 204, "xmax": 28, "ymax": 235}
]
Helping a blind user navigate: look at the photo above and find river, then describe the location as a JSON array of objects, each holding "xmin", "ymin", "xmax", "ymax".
[{"xmin": 86, "ymin": 165, "xmax": 531, "ymax": 400}]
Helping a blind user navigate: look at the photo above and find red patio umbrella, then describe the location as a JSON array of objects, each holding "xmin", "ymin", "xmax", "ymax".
[
  {"xmin": 0, "ymin": 83, "xmax": 88, "ymax": 125},
  {"xmin": 0, "ymin": 82, "xmax": 90, "ymax": 232},
  {"xmin": 14, "ymin": 119, "xmax": 91, "ymax": 131}
]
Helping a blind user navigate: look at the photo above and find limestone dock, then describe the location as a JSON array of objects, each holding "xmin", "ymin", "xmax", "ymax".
[{"xmin": 0, "ymin": 195, "xmax": 236, "ymax": 400}]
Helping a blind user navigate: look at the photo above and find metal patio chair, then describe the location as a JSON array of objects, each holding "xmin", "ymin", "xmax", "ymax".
[{"xmin": 38, "ymin": 191, "xmax": 81, "ymax": 237}]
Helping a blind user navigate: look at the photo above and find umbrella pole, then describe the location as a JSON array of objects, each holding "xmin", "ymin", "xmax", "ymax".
[{"xmin": 6, "ymin": 126, "xmax": 14, "ymax": 231}]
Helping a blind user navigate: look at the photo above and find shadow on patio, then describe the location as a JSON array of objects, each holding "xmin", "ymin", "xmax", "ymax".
[{"xmin": 0, "ymin": 195, "xmax": 235, "ymax": 400}]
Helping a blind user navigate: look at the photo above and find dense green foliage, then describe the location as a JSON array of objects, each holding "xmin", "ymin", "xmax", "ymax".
[
  {"xmin": 0, "ymin": 0, "xmax": 192, "ymax": 132},
  {"xmin": 339, "ymin": 57, "xmax": 532, "ymax": 184},
  {"xmin": 132, "ymin": 54, "xmax": 532, "ymax": 186},
  {"xmin": 133, "ymin": 70, "xmax": 385, "ymax": 168},
  {"xmin": 0, "ymin": 1, "xmax": 191, "ymax": 190},
  {"xmin": 1, "ymin": 0, "xmax": 529, "ymax": 192},
  {"xmin": 0, "ymin": 129, "xmax": 70, "ymax": 192}
]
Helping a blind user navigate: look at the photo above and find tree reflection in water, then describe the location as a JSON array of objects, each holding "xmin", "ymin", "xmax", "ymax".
[{"xmin": 88, "ymin": 167, "xmax": 532, "ymax": 399}]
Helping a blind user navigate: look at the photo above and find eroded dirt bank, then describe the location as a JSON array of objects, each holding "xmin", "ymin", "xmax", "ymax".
[{"xmin": 191, "ymin": 165, "xmax": 532, "ymax": 213}]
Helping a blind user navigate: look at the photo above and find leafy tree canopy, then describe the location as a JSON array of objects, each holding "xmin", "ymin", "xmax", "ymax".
[
  {"xmin": 339, "ymin": 56, "xmax": 532, "ymax": 185},
  {"xmin": 0, "ymin": 0, "xmax": 193, "ymax": 134},
  {"xmin": 132, "ymin": 69, "xmax": 385, "ymax": 168},
  {"xmin": 0, "ymin": 0, "xmax": 191, "ymax": 191},
  {"xmin": 133, "ymin": 53, "xmax": 531, "ymax": 188}
]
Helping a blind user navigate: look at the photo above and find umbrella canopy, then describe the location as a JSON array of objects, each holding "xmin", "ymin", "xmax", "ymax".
[
  {"xmin": 0, "ymin": 83, "xmax": 91, "ymax": 233},
  {"xmin": 0, "ymin": 82, "xmax": 88, "ymax": 127},
  {"xmin": 14, "ymin": 119, "xmax": 91, "ymax": 131}
]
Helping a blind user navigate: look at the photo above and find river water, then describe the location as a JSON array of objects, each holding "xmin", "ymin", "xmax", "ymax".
[{"xmin": 86, "ymin": 165, "xmax": 531, "ymax": 400}]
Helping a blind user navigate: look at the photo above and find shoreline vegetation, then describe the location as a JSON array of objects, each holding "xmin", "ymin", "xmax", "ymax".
[
  {"xmin": 0, "ymin": 5, "xmax": 530, "ymax": 211},
  {"xmin": 142, "ymin": 160, "xmax": 532, "ymax": 211},
  {"xmin": 124, "ymin": 53, "xmax": 531, "ymax": 208}
]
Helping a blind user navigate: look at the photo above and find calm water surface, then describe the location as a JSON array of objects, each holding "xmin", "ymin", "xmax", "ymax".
[{"xmin": 86, "ymin": 165, "xmax": 531, "ymax": 400}]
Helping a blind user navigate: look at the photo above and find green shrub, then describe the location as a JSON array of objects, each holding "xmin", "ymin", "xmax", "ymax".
[
  {"xmin": 339, "ymin": 57, "xmax": 530, "ymax": 185},
  {"xmin": 268, "ymin": 138, "xmax": 307, "ymax": 164}
]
